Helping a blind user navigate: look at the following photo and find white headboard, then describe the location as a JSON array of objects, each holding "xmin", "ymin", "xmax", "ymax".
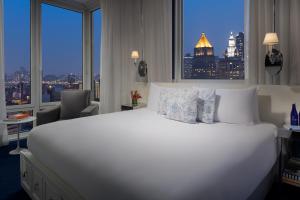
[{"xmin": 136, "ymin": 82, "xmax": 300, "ymax": 127}]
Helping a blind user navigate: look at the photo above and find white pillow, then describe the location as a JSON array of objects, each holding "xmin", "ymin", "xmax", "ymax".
[
  {"xmin": 215, "ymin": 87, "xmax": 258, "ymax": 124},
  {"xmin": 196, "ymin": 88, "xmax": 216, "ymax": 124},
  {"xmin": 147, "ymin": 83, "xmax": 162, "ymax": 111},
  {"xmin": 165, "ymin": 88, "xmax": 199, "ymax": 123}
]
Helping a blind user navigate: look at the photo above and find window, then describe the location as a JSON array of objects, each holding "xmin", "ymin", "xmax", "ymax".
[
  {"xmin": 91, "ymin": 9, "xmax": 101, "ymax": 101},
  {"xmin": 182, "ymin": 0, "xmax": 244, "ymax": 80},
  {"xmin": 4, "ymin": 0, "xmax": 31, "ymax": 106},
  {"xmin": 42, "ymin": 4, "xmax": 83, "ymax": 103}
]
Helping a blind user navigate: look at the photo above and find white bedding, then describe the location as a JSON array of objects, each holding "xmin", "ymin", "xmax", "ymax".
[{"xmin": 28, "ymin": 108, "xmax": 277, "ymax": 200}]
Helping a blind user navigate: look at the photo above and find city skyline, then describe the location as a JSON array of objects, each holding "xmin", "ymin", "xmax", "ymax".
[{"xmin": 184, "ymin": 0, "xmax": 244, "ymax": 57}]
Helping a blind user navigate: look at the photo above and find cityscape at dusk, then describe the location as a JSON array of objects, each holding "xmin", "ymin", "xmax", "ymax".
[{"xmin": 183, "ymin": 0, "xmax": 244, "ymax": 79}]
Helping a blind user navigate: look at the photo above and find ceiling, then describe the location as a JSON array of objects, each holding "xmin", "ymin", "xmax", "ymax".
[{"xmin": 45, "ymin": 0, "xmax": 100, "ymax": 11}]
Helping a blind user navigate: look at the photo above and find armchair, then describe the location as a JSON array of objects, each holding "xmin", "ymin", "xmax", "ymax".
[{"xmin": 37, "ymin": 90, "xmax": 99, "ymax": 126}]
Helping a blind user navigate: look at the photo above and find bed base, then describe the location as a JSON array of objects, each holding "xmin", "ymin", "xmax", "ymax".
[
  {"xmin": 20, "ymin": 149, "xmax": 277, "ymax": 200},
  {"xmin": 20, "ymin": 150, "xmax": 84, "ymax": 200}
]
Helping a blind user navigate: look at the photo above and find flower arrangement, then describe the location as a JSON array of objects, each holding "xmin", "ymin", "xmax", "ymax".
[{"xmin": 131, "ymin": 90, "xmax": 142, "ymax": 106}]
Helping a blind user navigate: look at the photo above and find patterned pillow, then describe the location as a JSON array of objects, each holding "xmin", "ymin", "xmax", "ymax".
[
  {"xmin": 196, "ymin": 88, "xmax": 216, "ymax": 124},
  {"xmin": 165, "ymin": 88, "xmax": 199, "ymax": 123},
  {"xmin": 157, "ymin": 88, "xmax": 176, "ymax": 115}
]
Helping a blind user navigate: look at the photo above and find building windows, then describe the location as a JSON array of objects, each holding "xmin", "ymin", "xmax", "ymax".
[
  {"xmin": 4, "ymin": 0, "xmax": 31, "ymax": 106},
  {"xmin": 41, "ymin": 4, "xmax": 83, "ymax": 103},
  {"xmin": 182, "ymin": 0, "xmax": 244, "ymax": 80},
  {"xmin": 91, "ymin": 9, "xmax": 101, "ymax": 101}
]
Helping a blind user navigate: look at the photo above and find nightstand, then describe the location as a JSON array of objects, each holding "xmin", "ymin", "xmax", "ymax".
[
  {"xmin": 279, "ymin": 125, "xmax": 300, "ymax": 187},
  {"xmin": 121, "ymin": 103, "xmax": 146, "ymax": 111}
]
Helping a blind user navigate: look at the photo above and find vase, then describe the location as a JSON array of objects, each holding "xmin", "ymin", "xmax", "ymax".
[{"xmin": 132, "ymin": 99, "xmax": 138, "ymax": 107}]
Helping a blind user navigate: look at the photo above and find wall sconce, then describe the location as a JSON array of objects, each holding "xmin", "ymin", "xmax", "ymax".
[
  {"xmin": 263, "ymin": 33, "xmax": 283, "ymax": 81},
  {"xmin": 131, "ymin": 50, "xmax": 147, "ymax": 79},
  {"xmin": 131, "ymin": 50, "xmax": 140, "ymax": 67}
]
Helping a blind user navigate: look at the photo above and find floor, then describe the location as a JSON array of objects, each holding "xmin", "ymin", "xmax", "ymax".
[
  {"xmin": 0, "ymin": 140, "xmax": 30, "ymax": 200},
  {"xmin": 0, "ymin": 139, "xmax": 300, "ymax": 200}
]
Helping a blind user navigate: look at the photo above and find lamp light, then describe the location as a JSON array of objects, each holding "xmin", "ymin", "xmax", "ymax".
[
  {"xmin": 131, "ymin": 51, "xmax": 139, "ymax": 66},
  {"xmin": 263, "ymin": 32, "xmax": 279, "ymax": 45},
  {"xmin": 131, "ymin": 51, "xmax": 139, "ymax": 60}
]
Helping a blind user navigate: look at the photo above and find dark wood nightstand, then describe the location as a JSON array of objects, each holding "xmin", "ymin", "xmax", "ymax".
[
  {"xmin": 280, "ymin": 125, "xmax": 300, "ymax": 187},
  {"xmin": 121, "ymin": 103, "xmax": 146, "ymax": 111}
]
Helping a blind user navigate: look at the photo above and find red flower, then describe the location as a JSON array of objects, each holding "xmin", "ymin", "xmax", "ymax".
[{"xmin": 131, "ymin": 90, "xmax": 142, "ymax": 100}]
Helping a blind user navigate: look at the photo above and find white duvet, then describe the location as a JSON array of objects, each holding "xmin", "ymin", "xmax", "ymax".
[{"xmin": 28, "ymin": 108, "xmax": 277, "ymax": 200}]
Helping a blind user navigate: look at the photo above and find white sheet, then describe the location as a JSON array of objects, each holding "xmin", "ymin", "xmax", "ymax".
[{"xmin": 28, "ymin": 109, "xmax": 277, "ymax": 200}]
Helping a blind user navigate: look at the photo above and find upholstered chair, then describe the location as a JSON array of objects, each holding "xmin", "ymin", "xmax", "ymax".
[{"xmin": 36, "ymin": 90, "xmax": 99, "ymax": 126}]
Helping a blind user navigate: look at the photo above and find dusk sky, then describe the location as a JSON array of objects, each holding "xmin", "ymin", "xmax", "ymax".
[
  {"xmin": 184, "ymin": 0, "xmax": 244, "ymax": 57},
  {"xmin": 4, "ymin": 0, "xmax": 243, "ymax": 75}
]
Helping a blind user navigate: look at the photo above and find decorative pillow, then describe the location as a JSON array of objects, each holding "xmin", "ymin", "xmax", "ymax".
[
  {"xmin": 157, "ymin": 88, "xmax": 177, "ymax": 115},
  {"xmin": 165, "ymin": 89, "xmax": 199, "ymax": 123},
  {"xmin": 215, "ymin": 87, "xmax": 258, "ymax": 124},
  {"xmin": 147, "ymin": 83, "xmax": 162, "ymax": 112},
  {"xmin": 196, "ymin": 88, "xmax": 216, "ymax": 124}
]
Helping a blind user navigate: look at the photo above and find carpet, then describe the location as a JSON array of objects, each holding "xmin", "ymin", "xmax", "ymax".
[{"xmin": 0, "ymin": 139, "xmax": 30, "ymax": 200}]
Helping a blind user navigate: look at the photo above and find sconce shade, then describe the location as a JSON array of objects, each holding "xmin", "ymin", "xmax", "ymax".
[
  {"xmin": 263, "ymin": 33, "xmax": 279, "ymax": 45},
  {"xmin": 131, "ymin": 51, "xmax": 139, "ymax": 59}
]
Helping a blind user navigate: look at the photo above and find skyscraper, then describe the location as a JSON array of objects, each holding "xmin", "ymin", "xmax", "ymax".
[
  {"xmin": 192, "ymin": 33, "xmax": 216, "ymax": 79},
  {"xmin": 225, "ymin": 32, "xmax": 238, "ymax": 58},
  {"xmin": 219, "ymin": 32, "xmax": 244, "ymax": 79},
  {"xmin": 235, "ymin": 32, "xmax": 244, "ymax": 60}
]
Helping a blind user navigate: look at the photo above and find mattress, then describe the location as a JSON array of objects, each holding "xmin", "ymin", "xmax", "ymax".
[{"xmin": 28, "ymin": 108, "xmax": 278, "ymax": 200}]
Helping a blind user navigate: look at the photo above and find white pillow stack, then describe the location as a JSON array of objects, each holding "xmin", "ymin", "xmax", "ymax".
[
  {"xmin": 147, "ymin": 83, "xmax": 260, "ymax": 125},
  {"xmin": 215, "ymin": 87, "xmax": 259, "ymax": 124}
]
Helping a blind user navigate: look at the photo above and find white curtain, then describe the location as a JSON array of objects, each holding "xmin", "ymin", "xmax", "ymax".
[
  {"xmin": 0, "ymin": 0, "xmax": 8, "ymax": 146},
  {"xmin": 248, "ymin": 0, "xmax": 300, "ymax": 85},
  {"xmin": 100, "ymin": 0, "xmax": 140, "ymax": 113},
  {"xmin": 277, "ymin": 0, "xmax": 300, "ymax": 85},
  {"xmin": 143, "ymin": 0, "xmax": 173, "ymax": 82},
  {"xmin": 100, "ymin": 0, "xmax": 172, "ymax": 113}
]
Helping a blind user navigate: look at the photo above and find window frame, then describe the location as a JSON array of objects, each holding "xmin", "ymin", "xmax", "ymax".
[
  {"xmin": 90, "ymin": 8, "xmax": 101, "ymax": 102},
  {"xmin": 173, "ymin": 0, "xmax": 249, "ymax": 83},
  {"xmin": 6, "ymin": 0, "xmax": 101, "ymax": 130}
]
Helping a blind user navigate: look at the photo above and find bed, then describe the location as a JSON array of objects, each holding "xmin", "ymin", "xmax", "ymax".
[{"xmin": 23, "ymin": 108, "xmax": 278, "ymax": 200}]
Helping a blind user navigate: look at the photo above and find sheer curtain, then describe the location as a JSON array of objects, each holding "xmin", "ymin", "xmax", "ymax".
[
  {"xmin": 100, "ymin": 0, "xmax": 172, "ymax": 113},
  {"xmin": 248, "ymin": 0, "xmax": 300, "ymax": 85},
  {"xmin": 0, "ymin": 0, "xmax": 8, "ymax": 146},
  {"xmin": 100, "ymin": 0, "xmax": 140, "ymax": 113}
]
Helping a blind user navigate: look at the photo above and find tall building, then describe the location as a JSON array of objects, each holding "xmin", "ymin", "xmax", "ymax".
[
  {"xmin": 225, "ymin": 32, "xmax": 238, "ymax": 58},
  {"xmin": 183, "ymin": 53, "xmax": 193, "ymax": 79},
  {"xmin": 235, "ymin": 32, "xmax": 244, "ymax": 60},
  {"xmin": 192, "ymin": 33, "xmax": 216, "ymax": 79},
  {"xmin": 219, "ymin": 32, "xmax": 244, "ymax": 79}
]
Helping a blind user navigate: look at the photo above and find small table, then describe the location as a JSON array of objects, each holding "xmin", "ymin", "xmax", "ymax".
[
  {"xmin": 0, "ymin": 116, "xmax": 36, "ymax": 155},
  {"xmin": 121, "ymin": 103, "xmax": 147, "ymax": 111}
]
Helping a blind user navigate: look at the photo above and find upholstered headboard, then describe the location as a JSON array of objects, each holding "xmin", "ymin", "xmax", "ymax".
[{"xmin": 136, "ymin": 82, "xmax": 300, "ymax": 127}]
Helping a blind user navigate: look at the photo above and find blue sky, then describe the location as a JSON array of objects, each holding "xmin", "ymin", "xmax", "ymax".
[{"xmin": 4, "ymin": 0, "xmax": 243, "ymax": 75}]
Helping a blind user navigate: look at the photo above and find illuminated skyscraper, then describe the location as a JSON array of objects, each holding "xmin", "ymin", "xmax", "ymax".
[
  {"xmin": 192, "ymin": 33, "xmax": 216, "ymax": 79},
  {"xmin": 225, "ymin": 32, "xmax": 238, "ymax": 58}
]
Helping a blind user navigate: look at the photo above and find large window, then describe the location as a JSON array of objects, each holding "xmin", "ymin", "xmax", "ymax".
[
  {"xmin": 42, "ymin": 4, "xmax": 83, "ymax": 103},
  {"xmin": 4, "ymin": 0, "xmax": 31, "ymax": 106},
  {"xmin": 92, "ymin": 9, "xmax": 101, "ymax": 101},
  {"xmin": 182, "ymin": 0, "xmax": 244, "ymax": 80}
]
